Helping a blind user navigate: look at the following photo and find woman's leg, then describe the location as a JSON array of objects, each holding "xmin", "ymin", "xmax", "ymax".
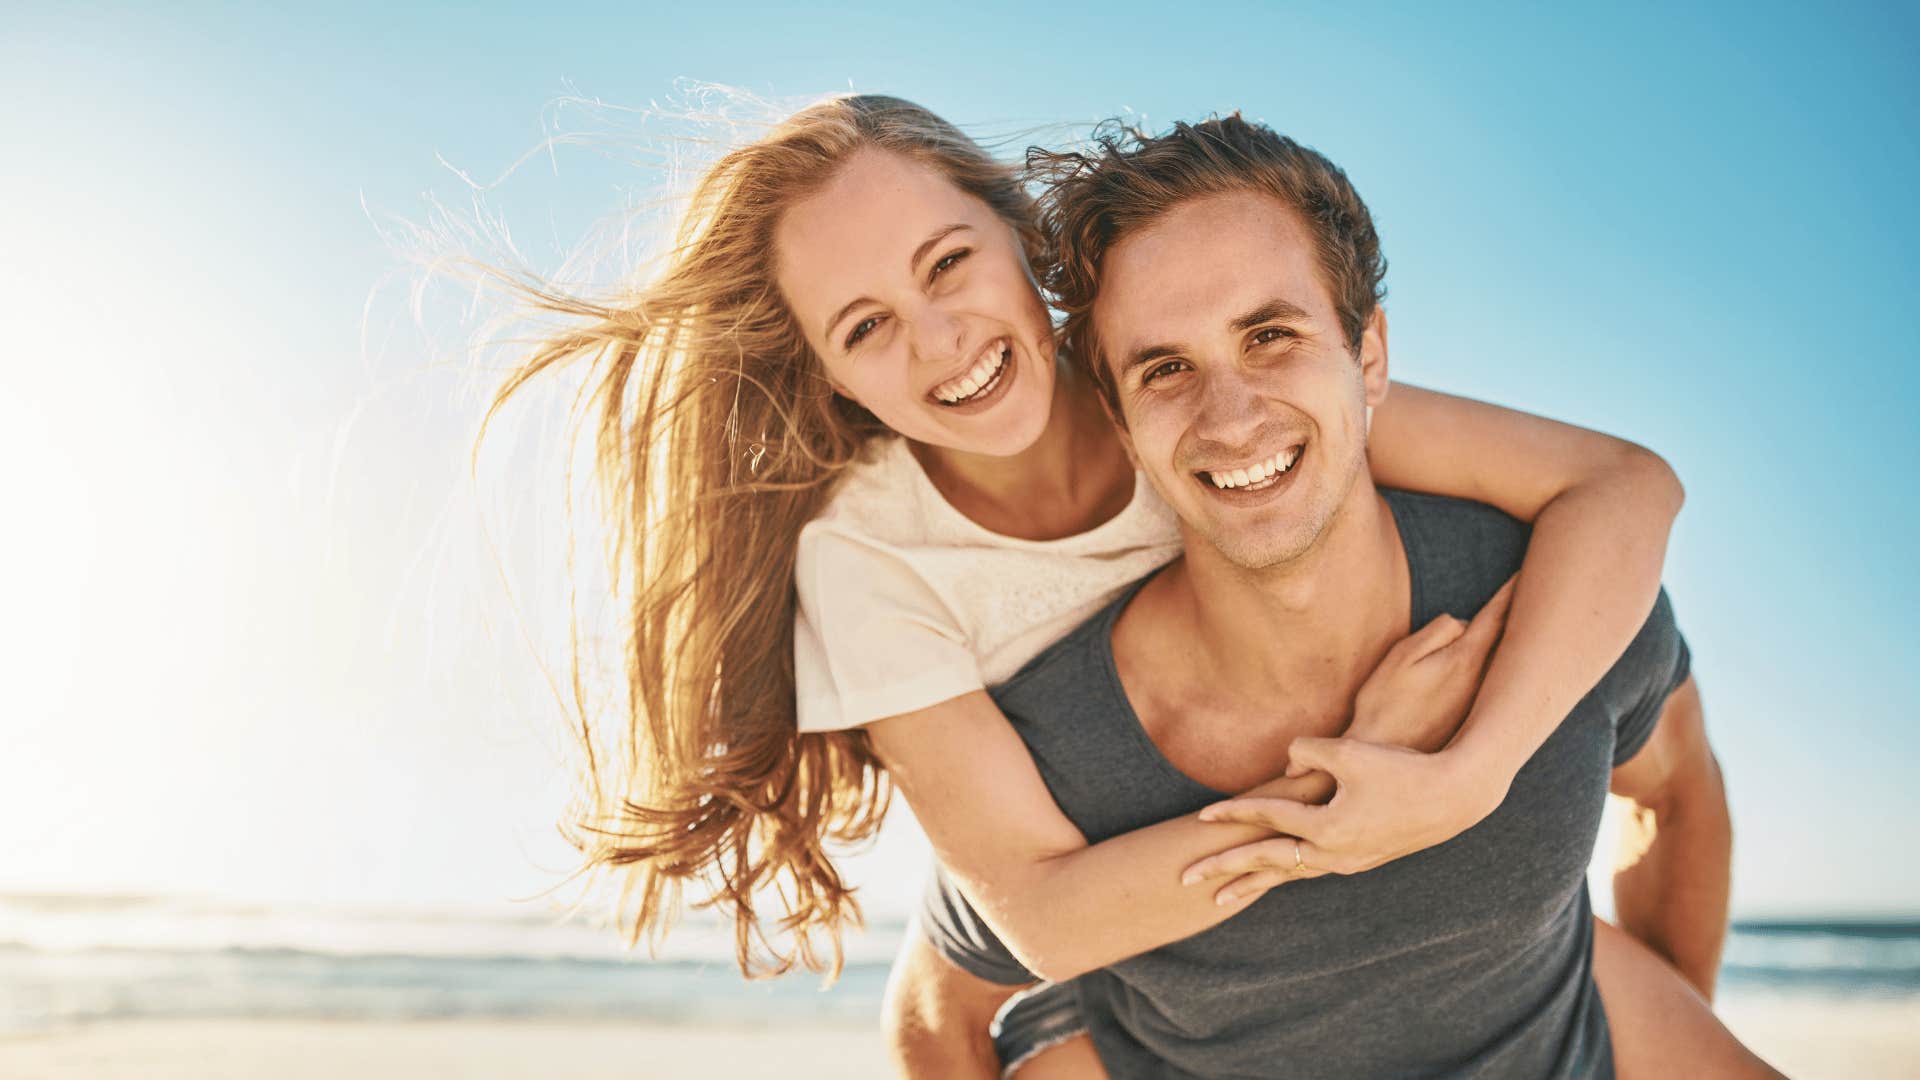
[
  {"xmin": 1592, "ymin": 916, "xmax": 1784, "ymax": 1079},
  {"xmin": 1008, "ymin": 1033, "xmax": 1108, "ymax": 1079},
  {"xmin": 995, "ymin": 982, "xmax": 1107, "ymax": 1079}
]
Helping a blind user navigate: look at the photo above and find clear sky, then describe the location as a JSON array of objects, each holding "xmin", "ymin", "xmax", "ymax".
[{"xmin": 3, "ymin": 2, "xmax": 1916, "ymax": 921}]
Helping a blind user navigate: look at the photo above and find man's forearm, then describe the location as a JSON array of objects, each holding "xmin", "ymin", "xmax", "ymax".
[{"xmin": 1611, "ymin": 753, "xmax": 1733, "ymax": 999}]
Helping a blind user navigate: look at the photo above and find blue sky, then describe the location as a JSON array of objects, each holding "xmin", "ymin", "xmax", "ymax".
[{"xmin": 2, "ymin": 2, "xmax": 1916, "ymax": 919}]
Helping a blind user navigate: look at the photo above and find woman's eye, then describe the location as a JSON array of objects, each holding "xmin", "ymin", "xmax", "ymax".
[
  {"xmin": 1252, "ymin": 326, "xmax": 1297, "ymax": 346},
  {"xmin": 844, "ymin": 316, "xmax": 882, "ymax": 350},
  {"xmin": 930, "ymin": 248, "xmax": 971, "ymax": 281}
]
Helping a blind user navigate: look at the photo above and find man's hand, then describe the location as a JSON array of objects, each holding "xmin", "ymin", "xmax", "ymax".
[{"xmin": 1182, "ymin": 580, "xmax": 1516, "ymax": 900}]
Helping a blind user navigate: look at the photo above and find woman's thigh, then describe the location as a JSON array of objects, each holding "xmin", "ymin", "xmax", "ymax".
[
  {"xmin": 1009, "ymin": 1032, "xmax": 1107, "ymax": 1079},
  {"xmin": 1591, "ymin": 916, "xmax": 1784, "ymax": 1079},
  {"xmin": 996, "ymin": 981, "xmax": 1107, "ymax": 1080}
]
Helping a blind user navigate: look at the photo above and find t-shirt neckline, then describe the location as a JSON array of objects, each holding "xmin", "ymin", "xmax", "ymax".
[{"xmin": 1091, "ymin": 490, "xmax": 1425, "ymax": 801}]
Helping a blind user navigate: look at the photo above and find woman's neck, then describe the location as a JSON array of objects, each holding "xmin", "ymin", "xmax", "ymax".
[{"xmin": 910, "ymin": 361, "xmax": 1135, "ymax": 541}]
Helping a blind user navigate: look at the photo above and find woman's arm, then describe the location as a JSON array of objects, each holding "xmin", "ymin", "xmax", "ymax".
[
  {"xmin": 1368, "ymin": 381, "xmax": 1685, "ymax": 783},
  {"xmin": 1205, "ymin": 381, "xmax": 1684, "ymax": 879},
  {"xmin": 867, "ymin": 587, "xmax": 1511, "ymax": 984},
  {"xmin": 868, "ymin": 695, "xmax": 1326, "ymax": 984}
]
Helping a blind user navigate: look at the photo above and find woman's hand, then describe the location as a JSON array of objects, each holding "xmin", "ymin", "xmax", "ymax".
[
  {"xmin": 1341, "ymin": 576, "xmax": 1516, "ymax": 756},
  {"xmin": 1181, "ymin": 580, "xmax": 1515, "ymax": 899}
]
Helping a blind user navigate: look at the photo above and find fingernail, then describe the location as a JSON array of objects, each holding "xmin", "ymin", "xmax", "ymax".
[{"xmin": 1181, "ymin": 872, "xmax": 1198, "ymax": 886}]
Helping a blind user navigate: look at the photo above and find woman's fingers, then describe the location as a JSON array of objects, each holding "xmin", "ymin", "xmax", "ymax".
[
  {"xmin": 1197, "ymin": 796, "xmax": 1322, "ymax": 836},
  {"xmin": 1461, "ymin": 575, "xmax": 1517, "ymax": 647},
  {"xmin": 1213, "ymin": 868, "xmax": 1291, "ymax": 907},
  {"xmin": 1404, "ymin": 611, "xmax": 1469, "ymax": 659},
  {"xmin": 1183, "ymin": 837, "xmax": 1327, "ymax": 891}
]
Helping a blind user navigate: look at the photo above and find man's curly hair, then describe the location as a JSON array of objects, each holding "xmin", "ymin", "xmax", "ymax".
[{"xmin": 1028, "ymin": 114, "xmax": 1387, "ymax": 420}]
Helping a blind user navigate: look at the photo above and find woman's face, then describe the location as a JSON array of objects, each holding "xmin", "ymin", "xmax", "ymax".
[{"xmin": 774, "ymin": 149, "xmax": 1056, "ymax": 457}]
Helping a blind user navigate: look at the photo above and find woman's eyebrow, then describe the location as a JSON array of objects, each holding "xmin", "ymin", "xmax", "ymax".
[
  {"xmin": 824, "ymin": 296, "xmax": 876, "ymax": 342},
  {"xmin": 824, "ymin": 223, "xmax": 975, "ymax": 342},
  {"xmin": 910, "ymin": 223, "xmax": 971, "ymax": 272}
]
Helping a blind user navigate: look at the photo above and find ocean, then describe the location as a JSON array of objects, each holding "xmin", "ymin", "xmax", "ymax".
[{"xmin": 4, "ymin": 892, "xmax": 1916, "ymax": 1036}]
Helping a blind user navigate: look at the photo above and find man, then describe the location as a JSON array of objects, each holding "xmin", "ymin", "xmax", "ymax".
[{"xmin": 886, "ymin": 116, "xmax": 1752, "ymax": 1077}]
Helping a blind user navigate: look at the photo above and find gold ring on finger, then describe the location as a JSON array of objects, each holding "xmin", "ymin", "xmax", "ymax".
[{"xmin": 1293, "ymin": 839, "xmax": 1307, "ymax": 873}]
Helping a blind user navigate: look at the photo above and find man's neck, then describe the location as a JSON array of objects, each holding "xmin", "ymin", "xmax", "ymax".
[{"xmin": 1158, "ymin": 474, "xmax": 1411, "ymax": 712}]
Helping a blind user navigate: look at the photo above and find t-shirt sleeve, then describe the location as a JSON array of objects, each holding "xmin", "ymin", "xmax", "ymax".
[
  {"xmin": 1600, "ymin": 587, "xmax": 1693, "ymax": 767},
  {"xmin": 914, "ymin": 860, "xmax": 1040, "ymax": 986},
  {"xmin": 792, "ymin": 524, "xmax": 986, "ymax": 733}
]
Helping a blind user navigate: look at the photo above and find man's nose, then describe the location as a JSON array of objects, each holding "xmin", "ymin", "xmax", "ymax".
[{"xmin": 1193, "ymin": 367, "xmax": 1266, "ymax": 449}]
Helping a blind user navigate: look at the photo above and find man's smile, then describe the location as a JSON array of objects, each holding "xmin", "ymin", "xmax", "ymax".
[{"xmin": 1190, "ymin": 441, "xmax": 1309, "ymax": 506}]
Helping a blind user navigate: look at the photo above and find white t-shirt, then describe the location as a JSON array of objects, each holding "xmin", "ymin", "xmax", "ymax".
[{"xmin": 794, "ymin": 435, "xmax": 1183, "ymax": 733}]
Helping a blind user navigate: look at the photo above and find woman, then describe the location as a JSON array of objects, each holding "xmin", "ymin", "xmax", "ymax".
[{"xmin": 484, "ymin": 93, "xmax": 1770, "ymax": 1075}]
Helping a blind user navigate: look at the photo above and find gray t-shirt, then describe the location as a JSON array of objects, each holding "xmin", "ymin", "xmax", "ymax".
[{"xmin": 919, "ymin": 489, "xmax": 1691, "ymax": 1079}]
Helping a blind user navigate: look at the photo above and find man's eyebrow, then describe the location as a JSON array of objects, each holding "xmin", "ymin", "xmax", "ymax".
[
  {"xmin": 1118, "ymin": 342, "xmax": 1186, "ymax": 381},
  {"xmin": 1116, "ymin": 299, "xmax": 1317, "ymax": 381},
  {"xmin": 823, "ymin": 223, "xmax": 973, "ymax": 343},
  {"xmin": 1229, "ymin": 298, "xmax": 1313, "ymax": 333}
]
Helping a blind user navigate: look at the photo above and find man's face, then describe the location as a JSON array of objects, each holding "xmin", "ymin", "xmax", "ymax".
[{"xmin": 1093, "ymin": 190, "xmax": 1389, "ymax": 570}]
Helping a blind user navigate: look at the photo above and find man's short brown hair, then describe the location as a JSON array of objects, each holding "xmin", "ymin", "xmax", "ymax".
[{"xmin": 1029, "ymin": 114, "xmax": 1387, "ymax": 417}]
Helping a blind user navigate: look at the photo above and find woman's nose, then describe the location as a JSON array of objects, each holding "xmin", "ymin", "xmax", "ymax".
[{"xmin": 906, "ymin": 304, "xmax": 966, "ymax": 367}]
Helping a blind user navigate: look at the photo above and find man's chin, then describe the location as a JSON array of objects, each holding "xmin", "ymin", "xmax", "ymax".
[{"xmin": 1193, "ymin": 524, "xmax": 1318, "ymax": 573}]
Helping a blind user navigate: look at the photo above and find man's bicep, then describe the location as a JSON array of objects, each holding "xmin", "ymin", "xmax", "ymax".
[{"xmin": 1611, "ymin": 676, "xmax": 1710, "ymax": 810}]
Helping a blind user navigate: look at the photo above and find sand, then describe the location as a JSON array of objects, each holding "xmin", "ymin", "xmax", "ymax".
[
  {"xmin": 1718, "ymin": 995, "xmax": 1920, "ymax": 1079},
  {"xmin": 1, "ymin": 998, "xmax": 1914, "ymax": 1079},
  {"xmin": 0, "ymin": 1019, "xmax": 895, "ymax": 1079}
]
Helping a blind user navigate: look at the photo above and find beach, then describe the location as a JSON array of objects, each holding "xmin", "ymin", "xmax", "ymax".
[
  {"xmin": 2, "ymin": 996, "xmax": 1916, "ymax": 1079},
  {"xmin": 5, "ymin": 896, "xmax": 1916, "ymax": 1078},
  {"xmin": 0, "ymin": 1019, "xmax": 894, "ymax": 1079}
]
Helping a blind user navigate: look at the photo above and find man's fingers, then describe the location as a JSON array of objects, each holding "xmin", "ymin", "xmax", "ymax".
[{"xmin": 1196, "ymin": 795, "xmax": 1323, "ymax": 837}]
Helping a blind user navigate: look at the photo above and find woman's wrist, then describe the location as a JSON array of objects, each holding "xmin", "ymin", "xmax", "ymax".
[{"xmin": 1435, "ymin": 733, "xmax": 1521, "ymax": 823}]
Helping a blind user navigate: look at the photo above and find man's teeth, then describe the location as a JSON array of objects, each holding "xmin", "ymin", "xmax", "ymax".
[
  {"xmin": 934, "ymin": 344, "xmax": 1009, "ymax": 404},
  {"xmin": 1206, "ymin": 445, "xmax": 1302, "ymax": 489}
]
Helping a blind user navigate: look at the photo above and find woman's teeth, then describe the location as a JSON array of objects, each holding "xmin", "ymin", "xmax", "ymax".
[
  {"xmin": 1205, "ymin": 445, "xmax": 1302, "ymax": 490},
  {"xmin": 933, "ymin": 344, "xmax": 1010, "ymax": 405}
]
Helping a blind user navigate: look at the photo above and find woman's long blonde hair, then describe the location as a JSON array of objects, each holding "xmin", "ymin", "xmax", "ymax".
[{"xmin": 482, "ymin": 94, "xmax": 1044, "ymax": 978}]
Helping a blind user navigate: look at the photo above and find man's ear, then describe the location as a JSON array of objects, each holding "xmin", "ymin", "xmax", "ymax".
[
  {"xmin": 1114, "ymin": 423, "xmax": 1141, "ymax": 470},
  {"xmin": 1091, "ymin": 380, "xmax": 1140, "ymax": 468},
  {"xmin": 1358, "ymin": 306, "xmax": 1389, "ymax": 432}
]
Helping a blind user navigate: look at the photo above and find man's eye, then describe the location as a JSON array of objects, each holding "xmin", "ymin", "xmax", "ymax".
[
  {"xmin": 844, "ymin": 316, "xmax": 882, "ymax": 350},
  {"xmin": 1142, "ymin": 360, "xmax": 1189, "ymax": 385},
  {"xmin": 1252, "ymin": 326, "xmax": 1297, "ymax": 345},
  {"xmin": 930, "ymin": 248, "xmax": 971, "ymax": 281}
]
